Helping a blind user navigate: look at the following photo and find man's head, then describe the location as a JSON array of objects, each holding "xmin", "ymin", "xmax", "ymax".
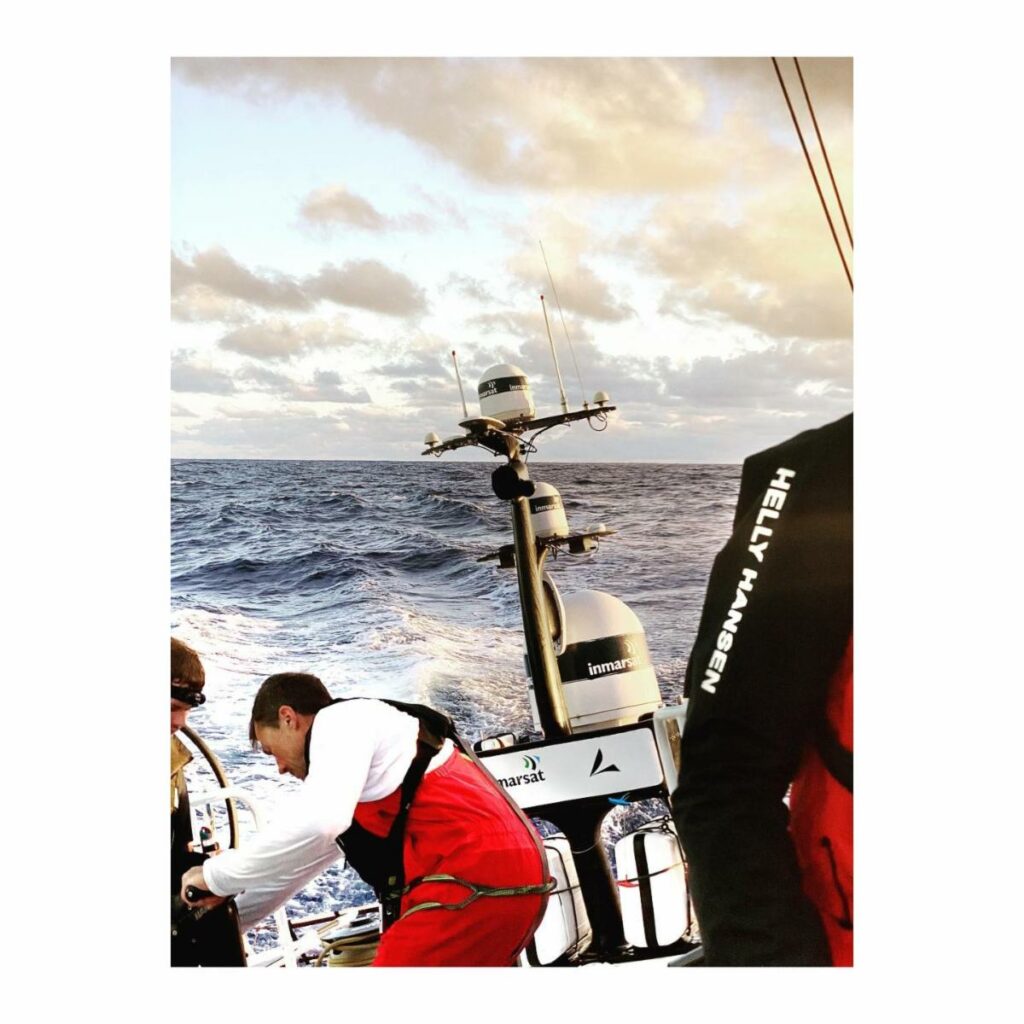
[
  {"xmin": 249, "ymin": 673, "xmax": 333, "ymax": 780},
  {"xmin": 171, "ymin": 637, "xmax": 206, "ymax": 735}
]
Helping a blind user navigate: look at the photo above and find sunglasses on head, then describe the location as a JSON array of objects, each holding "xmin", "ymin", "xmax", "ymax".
[{"xmin": 171, "ymin": 684, "xmax": 206, "ymax": 708}]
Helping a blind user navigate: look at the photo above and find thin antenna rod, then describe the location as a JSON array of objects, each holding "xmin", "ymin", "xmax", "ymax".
[
  {"xmin": 539, "ymin": 240, "xmax": 588, "ymax": 407},
  {"xmin": 539, "ymin": 295, "xmax": 569, "ymax": 414},
  {"xmin": 451, "ymin": 350, "xmax": 469, "ymax": 419}
]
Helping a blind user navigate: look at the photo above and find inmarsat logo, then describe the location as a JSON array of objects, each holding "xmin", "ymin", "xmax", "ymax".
[
  {"xmin": 589, "ymin": 749, "xmax": 620, "ymax": 776},
  {"xmin": 498, "ymin": 754, "xmax": 545, "ymax": 790},
  {"xmin": 585, "ymin": 637, "xmax": 644, "ymax": 679}
]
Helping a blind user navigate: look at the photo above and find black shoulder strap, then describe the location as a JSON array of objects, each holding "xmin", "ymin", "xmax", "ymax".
[
  {"xmin": 374, "ymin": 698, "xmax": 456, "ymax": 747},
  {"xmin": 325, "ymin": 697, "xmax": 549, "ymax": 940},
  {"xmin": 323, "ymin": 697, "xmax": 453, "ymax": 930}
]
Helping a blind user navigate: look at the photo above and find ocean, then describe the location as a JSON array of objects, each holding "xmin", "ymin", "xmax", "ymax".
[{"xmin": 171, "ymin": 458, "xmax": 741, "ymax": 951}]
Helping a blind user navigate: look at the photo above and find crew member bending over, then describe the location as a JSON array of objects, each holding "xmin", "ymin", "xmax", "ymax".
[{"xmin": 181, "ymin": 672, "xmax": 549, "ymax": 966}]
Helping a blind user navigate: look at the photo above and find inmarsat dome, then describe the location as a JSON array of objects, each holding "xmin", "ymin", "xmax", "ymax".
[{"xmin": 478, "ymin": 363, "xmax": 535, "ymax": 424}]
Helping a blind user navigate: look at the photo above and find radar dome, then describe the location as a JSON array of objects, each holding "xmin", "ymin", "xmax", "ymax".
[{"xmin": 478, "ymin": 363, "xmax": 535, "ymax": 424}]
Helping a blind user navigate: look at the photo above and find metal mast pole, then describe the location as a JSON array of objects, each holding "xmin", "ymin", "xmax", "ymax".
[{"xmin": 501, "ymin": 444, "xmax": 570, "ymax": 738}]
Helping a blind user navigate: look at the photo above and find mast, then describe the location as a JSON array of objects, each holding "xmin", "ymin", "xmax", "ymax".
[{"xmin": 490, "ymin": 447, "xmax": 571, "ymax": 738}]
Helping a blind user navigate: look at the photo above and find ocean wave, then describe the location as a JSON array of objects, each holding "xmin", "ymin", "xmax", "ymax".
[{"xmin": 171, "ymin": 457, "xmax": 741, "ymax": 933}]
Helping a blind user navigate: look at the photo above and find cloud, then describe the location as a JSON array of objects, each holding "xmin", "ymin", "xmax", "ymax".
[
  {"xmin": 299, "ymin": 183, "xmax": 433, "ymax": 233},
  {"xmin": 172, "ymin": 57, "xmax": 851, "ymax": 340},
  {"xmin": 173, "ymin": 57, "xmax": 849, "ymax": 195},
  {"xmin": 171, "ymin": 57, "xmax": 853, "ymax": 463},
  {"xmin": 287, "ymin": 370, "xmax": 373, "ymax": 404},
  {"xmin": 172, "ymin": 342, "xmax": 849, "ymax": 463},
  {"xmin": 657, "ymin": 341, "xmax": 851, "ymax": 413},
  {"xmin": 171, "ymin": 403, "xmax": 198, "ymax": 418},
  {"xmin": 218, "ymin": 317, "xmax": 363, "ymax": 361},
  {"xmin": 174, "ymin": 410, "xmax": 353, "ymax": 459},
  {"xmin": 503, "ymin": 213, "xmax": 636, "ymax": 324},
  {"xmin": 373, "ymin": 348, "xmax": 451, "ymax": 379},
  {"xmin": 705, "ymin": 56, "xmax": 853, "ymax": 141},
  {"xmin": 233, "ymin": 364, "xmax": 292, "ymax": 390},
  {"xmin": 442, "ymin": 272, "xmax": 496, "ymax": 305},
  {"xmin": 390, "ymin": 376, "xmax": 457, "ymax": 399},
  {"xmin": 468, "ymin": 309, "xmax": 543, "ymax": 342},
  {"xmin": 299, "ymin": 184, "xmax": 388, "ymax": 229},
  {"xmin": 171, "ymin": 352, "xmax": 237, "ymax": 394},
  {"xmin": 307, "ymin": 260, "xmax": 427, "ymax": 316},
  {"xmin": 548, "ymin": 263, "xmax": 634, "ymax": 323},
  {"xmin": 628, "ymin": 185, "xmax": 853, "ymax": 341},
  {"xmin": 509, "ymin": 256, "xmax": 634, "ymax": 324},
  {"xmin": 172, "ymin": 247, "xmax": 309, "ymax": 310},
  {"xmin": 171, "ymin": 284, "xmax": 253, "ymax": 324},
  {"xmin": 466, "ymin": 319, "xmax": 849, "ymax": 422},
  {"xmin": 172, "ymin": 401, "xmax": 449, "ymax": 461},
  {"xmin": 171, "ymin": 248, "xmax": 427, "ymax": 320},
  {"xmin": 411, "ymin": 187, "xmax": 469, "ymax": 230},
  {"xmin": 233, "ymin": 363, "xmax": 373, "ymax": 404}
]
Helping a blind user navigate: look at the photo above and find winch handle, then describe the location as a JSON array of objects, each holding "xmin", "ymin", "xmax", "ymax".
[{"xmin": 185, "ymin": 885, "xmax": 215, "ymax": 903}]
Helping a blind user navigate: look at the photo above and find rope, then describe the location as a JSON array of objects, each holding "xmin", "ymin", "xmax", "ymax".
[
  {"xmin": 396, "ymin": 874, "xmax": 556, "ymax": 923},
  {"xmin": 771, "ymin": 57, "xmax": 853, "ymax": 292},
  {"xmin": 316, "ymin": 931, "xmax": 380, "ymax": 967},
  {"xmin": 793, "ymin": 57, "xmax": 853, "ymax": 248}
]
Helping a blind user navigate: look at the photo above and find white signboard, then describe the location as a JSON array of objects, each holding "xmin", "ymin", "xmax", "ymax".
[{"xmin": 478, "ymin": 726, "xmax": 664, "ymax": 809}]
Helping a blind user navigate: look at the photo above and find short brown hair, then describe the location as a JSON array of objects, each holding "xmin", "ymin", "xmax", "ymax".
[
  {"xmin": 171, "ymin": 637, "xmax": 205, "ymax": 691},
  {"xmin": 249, "ymin": 672, "xmax": 334, "ymax": 746}
]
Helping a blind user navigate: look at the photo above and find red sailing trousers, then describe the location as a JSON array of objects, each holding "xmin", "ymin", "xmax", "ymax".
[{"xmin": 352, "ymin": 749, "xmax": 547, "ymax": 966}]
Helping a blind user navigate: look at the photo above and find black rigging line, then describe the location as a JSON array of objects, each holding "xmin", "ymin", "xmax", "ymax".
[
  {"xmin": 793, "ymin": 57, "xmax": 853, "ymax": 249},
  {"xmin": 771, "ymin": 57, "xmax": 853, "ymax": 292}
]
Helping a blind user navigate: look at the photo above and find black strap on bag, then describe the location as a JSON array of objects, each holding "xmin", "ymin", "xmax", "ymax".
[{"xmin": 633, "ymin": 831, "xmax": 658, "ymax": 948}]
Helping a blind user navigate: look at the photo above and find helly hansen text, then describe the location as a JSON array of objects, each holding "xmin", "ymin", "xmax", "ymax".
[{"xmin": 702, "ymin": 467, "xmax": 795, "ymax": 694}]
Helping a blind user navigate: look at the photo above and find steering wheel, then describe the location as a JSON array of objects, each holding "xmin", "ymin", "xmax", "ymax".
[{"xmin": 180, "ymin": 723, "xmax": 240, "ymax": 850}]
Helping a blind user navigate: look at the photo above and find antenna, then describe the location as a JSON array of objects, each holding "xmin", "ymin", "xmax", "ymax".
[
  {"xmin": 451, "ymin": 350, "xmax": 469, "ymax": 419},
  {"xmin": 540, "ymin": 295, "xmax": 569, "ymax": 414},
  {"xmin": 539, "ymin": 240, "xmax": 588, "ymax": 407}
]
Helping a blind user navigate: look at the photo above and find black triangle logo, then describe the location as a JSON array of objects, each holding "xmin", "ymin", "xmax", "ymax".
[{"xmin": 590, "ymin": 748, "xmax": 621, "ymax": 776}]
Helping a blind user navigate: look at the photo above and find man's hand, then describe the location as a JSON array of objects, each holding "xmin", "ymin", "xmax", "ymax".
[{"xmin": 180, "ymin": 865, "xmax": 227, "ymax": 910}]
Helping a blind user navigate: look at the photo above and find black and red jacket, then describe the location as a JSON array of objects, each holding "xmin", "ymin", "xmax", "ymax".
[{"xmin": 672, "ymin": 413, "xmax": 852, "ymax": 966}]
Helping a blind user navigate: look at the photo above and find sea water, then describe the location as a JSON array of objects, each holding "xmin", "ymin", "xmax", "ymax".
[{"xmin": 171, "ymin": 459, "xmax": 740, "ymax": 951}]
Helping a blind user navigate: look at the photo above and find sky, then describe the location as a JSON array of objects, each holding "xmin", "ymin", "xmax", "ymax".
[{"xmin": 170, "ymin": 57, "xmax": 853, "ymax": 463}]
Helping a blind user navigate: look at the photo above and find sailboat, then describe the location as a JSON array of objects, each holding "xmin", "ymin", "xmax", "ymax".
[{"xmin": 173, "ymin": 56, "xmax": 850, "ymax": 968}]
